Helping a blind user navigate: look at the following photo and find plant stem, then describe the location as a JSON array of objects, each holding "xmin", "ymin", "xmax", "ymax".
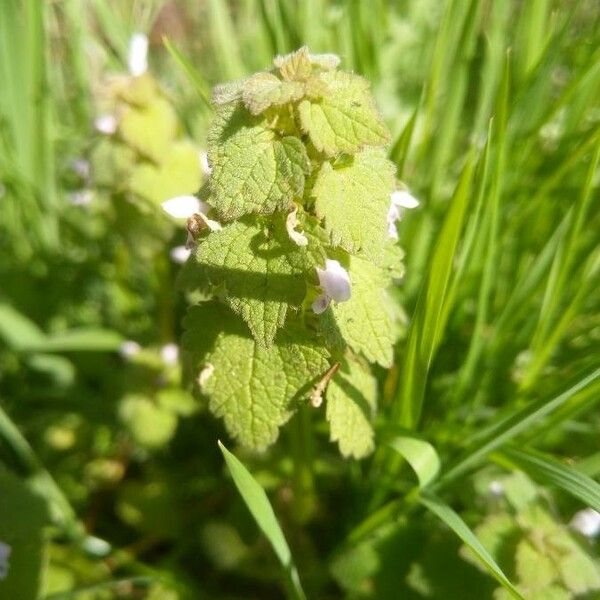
[{"xmin": 289, "ymin": 405, "xmax": 316, "ymax": 523}]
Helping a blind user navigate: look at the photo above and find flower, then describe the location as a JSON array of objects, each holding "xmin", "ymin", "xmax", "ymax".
[
  {"xmin": 570, "ymin": 508, "xmax": 600, "ymax": 538},
  {"xmin": 161, "ymin": 195, "xmax": 204, "ymax": 219},
  {"xmin": 128, "ymin": 32, "xmax": 148, "ymax": 77},
  {"xmin": 119, "ymin": 340, "xmax": 141, "ymax": 359},
  {"xmin": 387, "ymin": 189, "xmax": 420, "ymax": 240},
  {"xmin": 312, "ymin": 259, "xmax": 351, "ymax": 314},
  {"xmin": 199, "ymin": 151, "xmax": 212, "ymax": 176},
  {"xmin": 161, "ymin": 343, "xmax": 179, "ymax": 366},
  {"xmin": 170, "ymin": 245, "xmax": 192, "ymax": 264},
  {"xmin": 94, "ymin": 114, "xmax": 118, "ymax": 135},
  {"xmin": 69, "ymin": 190, "xmax": 93, "ymax": 207},
  {"xmin": 286, "ymin": 207, "xmax": 308, "ymax": 247},
  {"xmin": 0, "ymin": 540, "xmax": 11, "ymax": 580}
]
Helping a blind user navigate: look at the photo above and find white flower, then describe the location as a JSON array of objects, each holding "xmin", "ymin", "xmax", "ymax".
[
  {"xmin": 128, "ymin": 32, "xmax": 148, "ymax": 77},
  {"xmin": 387, "ymin": 189, "xmax": 420, "ymax": 240},
  {"xmin": 94, "ymin": 114, "xmax": 118, "ymax": 135},
  {"xmin": 0, "ymin": 540, "xmax": 11, "ymax": 580},
  {"xmin": 488, "ymin": 480, "xmax": 504, "ymax": 497},
  {"xmin": 161, "ymin": 195, "xmax": 204, "ymax": 219},
  {"xmin": 69, "ymin": 190, "xmax": 93, "ymax": 207},
  {"xmin": 119, "ymin": 340, "xmax": 141, "ymax": 359},
  {"xmin": 312, "ymin": 259, "xmax": 351, "ymax": 314},
  {"xmin": 199, "ymin": 151, "xmax": 212, "ymax": 176},
  {"xmin": 286, "ymin": 207, "xmax": 308, "ymax": 247},
  {"xmin": 170, "ymin": 245, "xmax": 192, "ymax": 264},
  {"xmin": 570, "ymin": 508, "xmax": 600, "ymax": 538},
  {"xmin": 161, "ymin": 343, "xmax": 179, "ymax": 366}
]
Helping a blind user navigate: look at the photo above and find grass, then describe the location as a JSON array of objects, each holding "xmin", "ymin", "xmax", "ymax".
[{"xmin": 0, "ymin": 0, "xmax": 599, "ymax": 598}]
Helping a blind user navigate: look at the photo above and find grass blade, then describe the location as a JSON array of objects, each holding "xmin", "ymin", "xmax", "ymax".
[
  {"xmin": 420, "ymin": 493, "xmax": 524, "ymax": 599},
  {"xmin": 387, "ymin": 434, "xmax": 440, "ymax": 488},
  {"xmin": 218, "ymin": 441, "xmax": 306, "ymax": 600},
  {"xmin": 496, "ymin": 447, "xmax": 600, "ymax": 512}
]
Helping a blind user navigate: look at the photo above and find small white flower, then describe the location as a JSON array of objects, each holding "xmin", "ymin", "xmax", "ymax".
[
  {"xmin": 170, "ymin": 245, "xmax": 192, "ymax": 264},
  {"xmin": 488, "ymin": 480, "xmax": 504, "ymax": 497},
  {"xmin": 69, "ymin": 190, "xmax": 93, "ymax": 207},
  {"xmin": 161, "ymin": 343, "xmax": 179, "ymax": 366},
  {"xmin": 161, "ymin": 195, "xmax": 203, "ymax": 219},
  {"xmin": 0, "ymin": 540, "xmax": 12, "ymax": 580},
  {"xmin": 570, "ymin": 508, "xmax": 600, "ymax": 538},
  {"xmin": 312, "ymin": 259, "xmax": 351, "ymax": 314},
  {"xmin": 199, "ymin": 151, "xmax": 212, "ymax": 176},
  {"xmin": 286, "ymin": 207, "xmax": 308, "ymax": 247},
  {"xmin": 387, "ymin": 189, "xmax": 420, "ymax": 240},
  {"xmin": 128, "ymin": 32, "xmax": 148, "ymax": 77},
  {"xmin": 94, "ymin": 114, "xmax": 118, "ymax": 135},
  {"xmin": 119, "ymin": 340, "xmax": 141, "ymax": 359}
]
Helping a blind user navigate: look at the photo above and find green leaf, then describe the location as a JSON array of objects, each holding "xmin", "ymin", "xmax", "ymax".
[
  {"xmin": 497, "ymin": 446, "xmax": 600, "ymax": 513},
  {"xmin": 119, "ymin": 395, "xmax": 178, "ymax": 449},
  {"xmin": 186, "ymin": 304, "xmax": 330, "ymax": 450},
  {"xmin": 129, "ymin": 140, "xmax": 202, "ymax": 205},
  {"xmin": 208, "ymin": 103, "xmax": 309, "ymax": 220},
  {"xmin": 242, "ymin": 72, "xmax": 304, "ymax": 115},
  {"xmin": 218, "ymin": 442, "xmax": 306, "ymax": 600},
  {"xmin": 387, "ymin": 434, "xmax": 440, "ymax": 488},
  {"xmin": 420, "ymin": 493, "xmax": 524, "ymax": 599},
  {"xmin": 0, "ymin": 303, "xmax": 45, "ymax": 351},
  {"xmin": 298, "ymin": 70, "xmax": 389, "ymax": 156},
  {"xmin": 0, "ymin": 466, "xmax": 49, "ymax": 600},
  {"xmin": 24, "ymin": 328, "xmax": 124, "ymax": 353},
  {"xmin": 327, "ymin": 254, "xmax": 397, "ymax": 367},
  {"xmin": 326, "ymin": 359, "xmax": 377, "ymax": 459},
  {"xmin": 312, "ymin": 148, "xmax": 395, "ymax": 261},
  {"xmin": 195, "ymin": 217, "xmax": 322, "ymax": 346},
  {"xmin": 558, "ymin": 549, "xmax": 600, "ymax": 595},
  {"xmin": 514, "ymin": 540, "xmax": 555, "ymax": 591},
  {"xmin": 119, "ymin": 97, "xmax": 179, "ymax": 164}
]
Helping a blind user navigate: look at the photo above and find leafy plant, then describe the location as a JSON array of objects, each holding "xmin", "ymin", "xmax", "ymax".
[{"xmin": 182, "ymin": 47, "xmax": 406, "ymax": 458}]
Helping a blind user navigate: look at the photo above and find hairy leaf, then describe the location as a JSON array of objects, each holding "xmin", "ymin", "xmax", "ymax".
[
  {"xmin": 312, "ymin": 149, "xmax": 395, "ymax": 261},
  {"xmin": 298, "ymin": 71, "xmax": 389, "ymax": 156},
  {"xmin": 208, "ymin": 103, "xmax": 309, "ymax": 220},
  {"xmin": 326, "ymin": 359, "xmax": 377, "ymax": 459}
]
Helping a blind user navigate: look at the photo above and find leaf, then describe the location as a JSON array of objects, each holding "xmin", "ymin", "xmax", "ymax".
[
  {"xmin": 275, "ymin": 46, "xmax": 313, "ymax": 81},
  {"xmin": 218, "ymin": 442, "xmax": 306, "ymax": 600},
  {"xmin": 514, "ymin": 540, "xmax": 555, "ymax": 591},
  {"xmin": 119, "ymin": 395, "xmax": 178, "ymax": 449},
  {"xmin": 497, "ymin": 446, "xmax": 600, "ymax": 513},
  {"xmin": 312, "ymin": 148, "xmax": 395, "ymax": 261},
  {"xmin": 387, "ymin": 434, "xmax": 440, "ymax": 488},
  {"xmin": 326, "ymin": 254, "xmax": 397, "ymax": 367},
  {"xmin": 119, "ymin": 97, "xmax": 179, "ymax": 163},
  {"xmin": 208, "ymin": 103, "xmax": 309, "ymax": 220},
  {"xmin": 0, "ymin": 466, "xmax": 49, "ymax": 600},
  {"xmin": 420, "ymin": 493, "xmax": 524, "ymax": 600},
  {"xmin": 195, "ymin": 217, "xmax": 322, "ymax": 346},
  {"xmin": 242, "ymin": 72, "xmax": 304, "ymax": 115},
  {"xmin": 24, "ymin": 328, "xmax": 124, "ymax": 353},
  {"xmin": 129, "ymin": 140, "xmax": 202, "ymax": 205},
  {"xmin": 326, "ymin": 359, "xmax": 377, "ymax": 459},
  {"xmin": 185, "ymin": 304, "xmax": 330, "ymax": 450},
  {"xmin": 0, "ymin": 303, "xmax": 45, "ymax": 351},
  {"xmin": 298, "ymin": 70, "xmax": 389, "ymax": 156},
  {"xmin": 557, "ymin": 549, "xmax": 600, "ymax": 595}
]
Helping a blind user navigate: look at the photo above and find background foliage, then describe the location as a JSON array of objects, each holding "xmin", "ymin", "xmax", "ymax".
[{"xmin": 0, "ymin": 0, "xmax": 599, "ymax": 598}]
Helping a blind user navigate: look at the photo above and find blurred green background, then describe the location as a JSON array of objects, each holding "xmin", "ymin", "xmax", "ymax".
[{"xmin": 0, "ymin": 0, "xmax": 599, "ymax": 598}]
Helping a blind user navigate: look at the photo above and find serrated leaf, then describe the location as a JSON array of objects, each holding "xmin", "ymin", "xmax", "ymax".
[
  {"xmin": 326, "ymin": 359, "xmax": 377, "ymax": 459},
  {"xmin": 514, "ymin": 540, "xmax": 556, "ymax": 591},
  {"xmin": 313, "ymin": 149, "xmax": 395, "ymax": 261},
  {"xmin": 119, "ymin": 97, "xmax": 179, "ymax": 163},
  {"xmin": 186, "ymin": 304, "xmax": 329, "ymax": 450},
  {"xmin": 129, "ymin": 140, "xmax": 202, "ymax": 204},
  {"xmin": 298, "ymin": 70, "xmax": 389, "ymax": 156},
  {"xmin": 195, "ymin": 217, "xmax": 322, "ymax": 346},
  {"xmin": 325, "ymin": 255, "xmax": 397, "ymax": 367},
  {"xmin": 242, "ymin": 72, "xmax": 304, "ymax": 115},
  {"xmin": 208, "ymin": 103, "xmax": 309, "ymax": 220},
  {"xmin": 274, "ymin": 46, "xmax": 313, "ymax": 81}
]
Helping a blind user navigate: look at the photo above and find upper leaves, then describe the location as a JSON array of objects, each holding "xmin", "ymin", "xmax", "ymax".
[
  {"xmin": 183, "ymin": 304, "xmax": 330, "ymax": 450},
  {"xmin": 298, "ymin": 71, "xmax": 389, "ymax": 156},
  {"xmin": 208, "ymin": 103, "xmax": 310, "ymax": 220},
  {"xmin": 312, "ymin": 149, "xmax": 396, "ymax": 261}
]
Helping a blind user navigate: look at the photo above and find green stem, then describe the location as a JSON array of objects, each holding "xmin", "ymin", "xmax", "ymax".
[{"xmin": 289, "ymin": 405, "xmax": 315, "ymax": 523}]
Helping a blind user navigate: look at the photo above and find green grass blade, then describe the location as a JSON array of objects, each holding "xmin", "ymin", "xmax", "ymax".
[
  {"xmin": 496, "ymin": 447, "xmax": 600, "ymax": 512},
  {"xmin": 387, "ymin": 434, "xmax": 440, "ymax": 488},
  {"xmin": 419, "ymin": 493, "xmax": 524, "ymax": 599},
  {"xmin": 219, "ymin": 441, "xmax": 306, "ymax": 600},
  {"xmin": 439, "ymin": 367, "xmax": 600, "ymax": 484}
]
